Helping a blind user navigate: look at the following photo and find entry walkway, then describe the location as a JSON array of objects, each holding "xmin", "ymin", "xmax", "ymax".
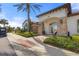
[
  {"xmin": 7, "ymin": 33, "xmax": 79, "ymax": 56},
  {"xmin": 0, "ymin": 37, "xmax": 16, "ymax": 56}
]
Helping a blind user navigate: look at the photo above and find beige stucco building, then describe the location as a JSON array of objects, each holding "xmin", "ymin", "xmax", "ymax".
[{"xmin": 37, "ymin": 3, "xmax": 79, "ymax": 35}]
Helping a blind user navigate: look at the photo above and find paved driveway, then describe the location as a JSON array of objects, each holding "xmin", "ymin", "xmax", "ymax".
[
  {"xmin": 7, "ymin": 33, "xmax": 79, "ymax": 56},
  {"xmin": 0, "ymin": 37, "xmax": 16, "ymax": 56}
]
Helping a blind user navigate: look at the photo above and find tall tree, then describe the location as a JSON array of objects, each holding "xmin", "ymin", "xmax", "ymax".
[
  {"xmin": 0, "ymin": 19, "xmax": 8, "ymax": 27},
  {"xmin": 14, "ymin": 3, "xmax": 41, "ymax": 32}
]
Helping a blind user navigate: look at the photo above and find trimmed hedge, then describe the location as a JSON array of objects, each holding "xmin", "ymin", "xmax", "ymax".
[
  {"xmin": 72, "ymin": 36, "xmax": 79, "ymax": 43},
  {"xmin": 16, "ymin": 32, "xmax": 37, "ymax": 37},
  {"xmin": 44, "ymin": 36, "xmax": 79, "ymax": 53}
]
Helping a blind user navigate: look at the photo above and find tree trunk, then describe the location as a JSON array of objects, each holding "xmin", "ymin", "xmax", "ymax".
[{"xmin": 27, "ymin": 3, "xmax": 31, "ymax": 32}]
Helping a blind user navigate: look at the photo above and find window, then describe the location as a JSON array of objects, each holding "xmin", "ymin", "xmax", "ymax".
[{"xmin": 77, "ymin": 20, "xmax": 79, "ymax": 33}]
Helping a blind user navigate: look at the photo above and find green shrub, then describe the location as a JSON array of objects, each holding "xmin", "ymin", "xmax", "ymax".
[
  {"xmin": 72, "ymin": 36, "xmax": 79, "ymax": 43},
  {"xmin": 16, "ymin": 32, "xmax": 37, "ymax": 37},
  {"xmin": 72, "ymin": 34, "xmax": 79, "ymax": 42},
  {"xmin": 72, "ymin": 34, "xmax": 79, "ymax": 36},
  {"xmin": 44, "ymin": 36, "xmax": 79, "ymax": 53}
]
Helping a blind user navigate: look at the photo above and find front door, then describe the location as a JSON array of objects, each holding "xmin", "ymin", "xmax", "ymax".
[{"xmin": 50, "ymin": 22, "xmax": 58, "ymax": 34}]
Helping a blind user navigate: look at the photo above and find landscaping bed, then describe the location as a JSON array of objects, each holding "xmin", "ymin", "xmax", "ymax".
[
  {"xmin": 44, "ymin": 35, "xmax": 79, "ymax": 53},
  {"xmin": 16, "ymin": 32, "xmax": 37, "ymax": 37},
  {"xmin": 72, "ymin": 35, "xmax": 79, "ymax": 43}
]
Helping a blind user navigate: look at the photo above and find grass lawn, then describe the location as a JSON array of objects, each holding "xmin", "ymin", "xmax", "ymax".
[{"xmin": 44, "ymin": 35, "xmax": 79, "ymax": 53}]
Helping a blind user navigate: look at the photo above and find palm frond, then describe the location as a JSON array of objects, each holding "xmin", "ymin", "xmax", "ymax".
[
  {"xmin": 32, "ymin": 4, "xmax": 42, "ymax": 12},
  {"xmin": 30, "ymin": 6, "xmax": 36, "ymax": 15},
  {"xmin": 22, "ymin": 7, "xmax": 27, "ymax": 12},
  {"xmin": 14, "ymin": 3, "xmax": 42, "ymax": 13},
  {"xmin": 14, "ymin": 3, "xmax": 26, "ymax": 12},
  {"xmin": 14, "ymin": 3, "xmax": 42, "ymax": 32}
]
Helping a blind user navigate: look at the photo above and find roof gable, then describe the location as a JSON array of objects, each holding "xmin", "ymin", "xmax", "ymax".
[{"xmin": 37, "ymin": 3, "xmax": 71, "ymax": 17}]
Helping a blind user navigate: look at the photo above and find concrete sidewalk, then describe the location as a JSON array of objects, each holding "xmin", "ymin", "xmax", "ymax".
[
  {"xmin": 0, "ymin": 37, "xmax": 16, "ymax": 56},
  {"xmin": 7, "ymin": 33, "xmax": 79, "ymax": 56},
  {"xmin": 7, "ymin": 33, "xmax": 48, "ymax": 56}
]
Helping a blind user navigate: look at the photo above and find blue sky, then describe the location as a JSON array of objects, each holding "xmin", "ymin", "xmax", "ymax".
[{"xmin": 0, "ymin": 3, "xmax": 79, "ymax": 28}]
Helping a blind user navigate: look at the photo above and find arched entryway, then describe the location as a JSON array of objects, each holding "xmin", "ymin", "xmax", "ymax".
[
  {"xmin": 50, "ymin": 22, "xmax": 58, "ymax": 34},
  {"xmin": 43, "ymin": 17, "xmax": 67, "ymax": 35}
]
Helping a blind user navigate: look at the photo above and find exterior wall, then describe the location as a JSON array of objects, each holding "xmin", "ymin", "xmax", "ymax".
[
  {"xmin": 44, "ymin": 17, "xmax": 60, "ymax": 34},
  {"xmin": 62, "ymin": 17, "xmax": 68, "ymax": 34},
  {"xmin": 38, "ymin": 8, "xmax": 68, "ymax": 35},
  {"xmin": 31, "ymin": 23, "xmax": 39, "ymax": 33},
  {"xmin": 38, "ymin": 23, "xmax": 43, "ymax": 35},
  {"xmin": 38, "ymin": 4, "xmax": 79, "ymax": 35},
  {"xmin": 44, "ymin": 17, "xmax": 67, "ymax": 35},
  {"xmin": 38, "ymin": 8, "xmax": 67, "ymax": 22},
  {"xmin": 67, "ymin": 15, "xmax": 79, "ymax": 35}
]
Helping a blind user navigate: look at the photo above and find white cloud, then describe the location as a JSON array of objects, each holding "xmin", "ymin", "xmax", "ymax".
[
  {"xmin": 0, "ymin": 12, "xmax": 25, "ymax": 28},
  {"xmin": 9, "ymin": 17, "xmax": 25, "ymax": 28},
  {"xmin": 0, "ymin": 12, "xmax": 7, "ymax": 19}
]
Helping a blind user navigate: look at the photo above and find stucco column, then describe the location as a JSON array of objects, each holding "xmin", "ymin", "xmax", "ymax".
[
  {"xmin": 63, "ymin": 17, "xmax": 68, "ymax": 34},
  {"xmin": 38, "ymin": 22, "xmax": 43, "ymax": 35}
]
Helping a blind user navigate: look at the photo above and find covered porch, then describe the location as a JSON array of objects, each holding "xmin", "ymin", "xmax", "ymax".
[{"xmin": 38, "ymin": 17, "xmax": 68, "ymax": 35}]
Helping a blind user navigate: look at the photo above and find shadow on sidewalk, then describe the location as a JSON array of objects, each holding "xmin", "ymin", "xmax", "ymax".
[
  {"xmin": 0, "ymin": 52, "xmax": 16, "ymax": 56},
  {"xmin": 0, "ymin": 43, "xmax": 17, "ymax": 56},
  {"xmin": 44, "ymin": 44, "xmax": 67, "ymax": 56},
  {"xmin": 11, "ymin": 42, "xmax": 39, "ymax": 56},
  {"xmin": 30, "ymin": 36, "xmax": 67, "ymax": 56}
]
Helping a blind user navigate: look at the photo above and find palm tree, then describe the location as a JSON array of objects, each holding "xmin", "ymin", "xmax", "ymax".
[
  {"xmin": 0, "ymin": 19, "xmax": 8, "ymax": 27},
  {"xmin": 14, "ymin": 3, "xmax": 41, "ymax": 32}
]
